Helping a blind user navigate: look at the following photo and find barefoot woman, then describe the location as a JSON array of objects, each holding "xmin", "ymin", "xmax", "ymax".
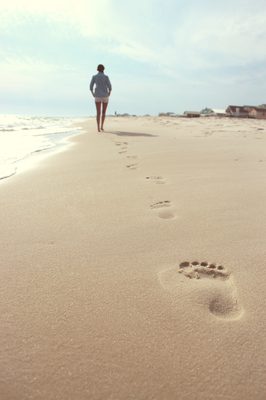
[{"xmin": 90, "ymin": 64, "xmax": 112, "ymax": 132}]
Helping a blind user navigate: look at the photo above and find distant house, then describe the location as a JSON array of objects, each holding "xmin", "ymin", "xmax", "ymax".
[
  {"xmin": 226, "ymin": 105, "xmax": 266, "ymax": 119},
  {"xmin": 158, "ymin": 112, "xmax": 176, "ymax": 117},
  {"xmin": 226, "ymin": 105, "xmax": 251, "ymax": 118},
  {"xmin": 248, "ymin": 107, "xmax": 266, "ymax": 119},
  {"xmin": 184, "ymin": 111, "xmax": 200, "ymax": 118}
]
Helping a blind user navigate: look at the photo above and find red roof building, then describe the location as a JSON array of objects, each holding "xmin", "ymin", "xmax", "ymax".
[{"xmin": 226, "ymin": 105, "xmax": 266, "ymax": 119}]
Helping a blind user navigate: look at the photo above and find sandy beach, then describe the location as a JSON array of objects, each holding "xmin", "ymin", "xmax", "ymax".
[{"xmin": 0, "ymin": 115, "xmax": 266, "ymax": 400}]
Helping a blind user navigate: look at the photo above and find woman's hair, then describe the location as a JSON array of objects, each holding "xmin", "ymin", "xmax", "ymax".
[{"xmin": 97, "ymin": 64, "xmax": 105, "ymax": 72}]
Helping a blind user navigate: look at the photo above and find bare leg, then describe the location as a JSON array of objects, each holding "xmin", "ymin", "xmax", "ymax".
[
  {"xmin": 95, "ymin": 101, "xmax": 101, "ymax": 132},
  {"xmin": 101, "ymin": 101, "xmax": 108, "ymax": 131}
]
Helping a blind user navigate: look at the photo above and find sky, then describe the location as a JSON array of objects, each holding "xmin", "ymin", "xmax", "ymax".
[{"xmin": 0, "ymin": 0, "xmax": 266, "ymax": 116}]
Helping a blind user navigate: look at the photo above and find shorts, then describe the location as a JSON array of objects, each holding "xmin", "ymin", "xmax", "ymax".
[{"xmin": 95, "ymin": 96, "xmax": 109, "ymax": 103}]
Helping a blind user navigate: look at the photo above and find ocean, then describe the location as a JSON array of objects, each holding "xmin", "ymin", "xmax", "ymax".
[{"xmin": 0, "ymin": 115, "xmax": 85, "ymax": 181}]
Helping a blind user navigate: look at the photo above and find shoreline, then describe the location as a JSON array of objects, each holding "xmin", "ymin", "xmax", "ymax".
[
  {"xmin": 0, "ymin": 121, "xmax": 88, "ymax": 184},
  {"xmin": 0, "ymin": 116, "xmax": 265, "ymax": 399}
]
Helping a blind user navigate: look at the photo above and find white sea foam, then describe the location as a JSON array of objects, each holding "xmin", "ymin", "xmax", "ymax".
[{"xmin": 0, "ymin": 115, "xmax": 85, "ymax": 181}]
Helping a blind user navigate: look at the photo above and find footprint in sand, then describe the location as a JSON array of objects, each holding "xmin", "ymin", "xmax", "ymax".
[
  {"xmin": 146, "ymin": 176, "xmax": 166, "ymax": 185},
  {"xmin": 150, "ymin": 201, "xmax": 176, "ymax": 219},
  {"xmin": 150, "ymin": 200, "xmax": 171, "ymax": 209},
  {"xmin": 115, "ymin": 141, "xmax": 128, "ymax": 147},
  {"xmin": 126, "ymin": 155, "xmax": 138, "ymax": 160},
  {"xmin": 204, "ymin": 131, "xmax": 213, "ymax": 137},
  {"xmin": 126, "ymin": 163, "xmax": 138, "ymax": 170},
  {"xmin": 159, "ymin": 261, "xmax": 243, "ymax": 320},
  {"xmin": 115, "ymin": 141, "xmax": 128, "ymax": 154},
  {"xmin": 115, "ymin": 142, "xmax": 128, "ymax": 154}
]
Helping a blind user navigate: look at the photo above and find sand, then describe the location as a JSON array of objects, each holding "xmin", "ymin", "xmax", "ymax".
[{"xmin": 0, "ymin": 116, "xmax": 266, "ymax": 400}]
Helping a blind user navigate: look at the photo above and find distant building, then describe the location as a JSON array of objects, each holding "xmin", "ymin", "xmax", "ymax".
[
  {"xmin": 210, "ymin": 108, "xmax": 227, "ymax": 117},
  {"xmin": 226, "ymin": 105, "xmax": 251, "ymax": 118},
  {"xmin": 248, "ymin": 107, "xmax": 266, "ymax": 119},
  {"xmin": 158, "ymin": 112, "xmax": 176, "ymax": 117},
  {"xmin": 226, "ymin": 105, "xmax": 266, "ymax": 119},
  {"xmin": 184, "ymin": 111, "xmax": 200, "ymax": 118},
  {"xmin": 201, "ymin": 108, "xmax": 227, "ymax": 117}
]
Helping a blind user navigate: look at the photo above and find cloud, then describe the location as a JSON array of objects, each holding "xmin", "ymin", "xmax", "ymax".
[
  {"xmin": 0, "ymin": 0, "xmax": 109, "ymax": 37},
  {"xmin": 172, "ymin": 6, "xmax": 266, "ymax": 69},
  {"xmin": 0, "ymin": 51, "xmax": 81, "ymax": 94},
  {"xmin": 3, "ymin": 0, "xmax": 266, "ymax": 73}
]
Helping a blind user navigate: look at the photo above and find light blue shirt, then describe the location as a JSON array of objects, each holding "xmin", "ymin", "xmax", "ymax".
[{"xmin": 90, "ymin": 72, "xmax": 112, "ymax": 97}]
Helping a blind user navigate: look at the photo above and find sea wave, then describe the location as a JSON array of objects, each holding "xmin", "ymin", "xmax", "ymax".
[{"xmin": 0, "ymin": 115, "xmax": 85, "ymax": 181}]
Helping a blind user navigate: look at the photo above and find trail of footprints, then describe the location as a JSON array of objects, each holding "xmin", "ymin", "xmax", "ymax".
[
  {"xmin": 113, "ymin": 139, "xmax": 243, "ymax": 322},
  {"xmin": 114, "ymin": 140, "xmax": 175, "ymax": 218},
  {"xmin": 159, "ymin": 260, "xmax": 243, "ymax": 320},
  {"xmin": 115, "ymin": 141, "xmax": 139, "ymax": 169}
]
